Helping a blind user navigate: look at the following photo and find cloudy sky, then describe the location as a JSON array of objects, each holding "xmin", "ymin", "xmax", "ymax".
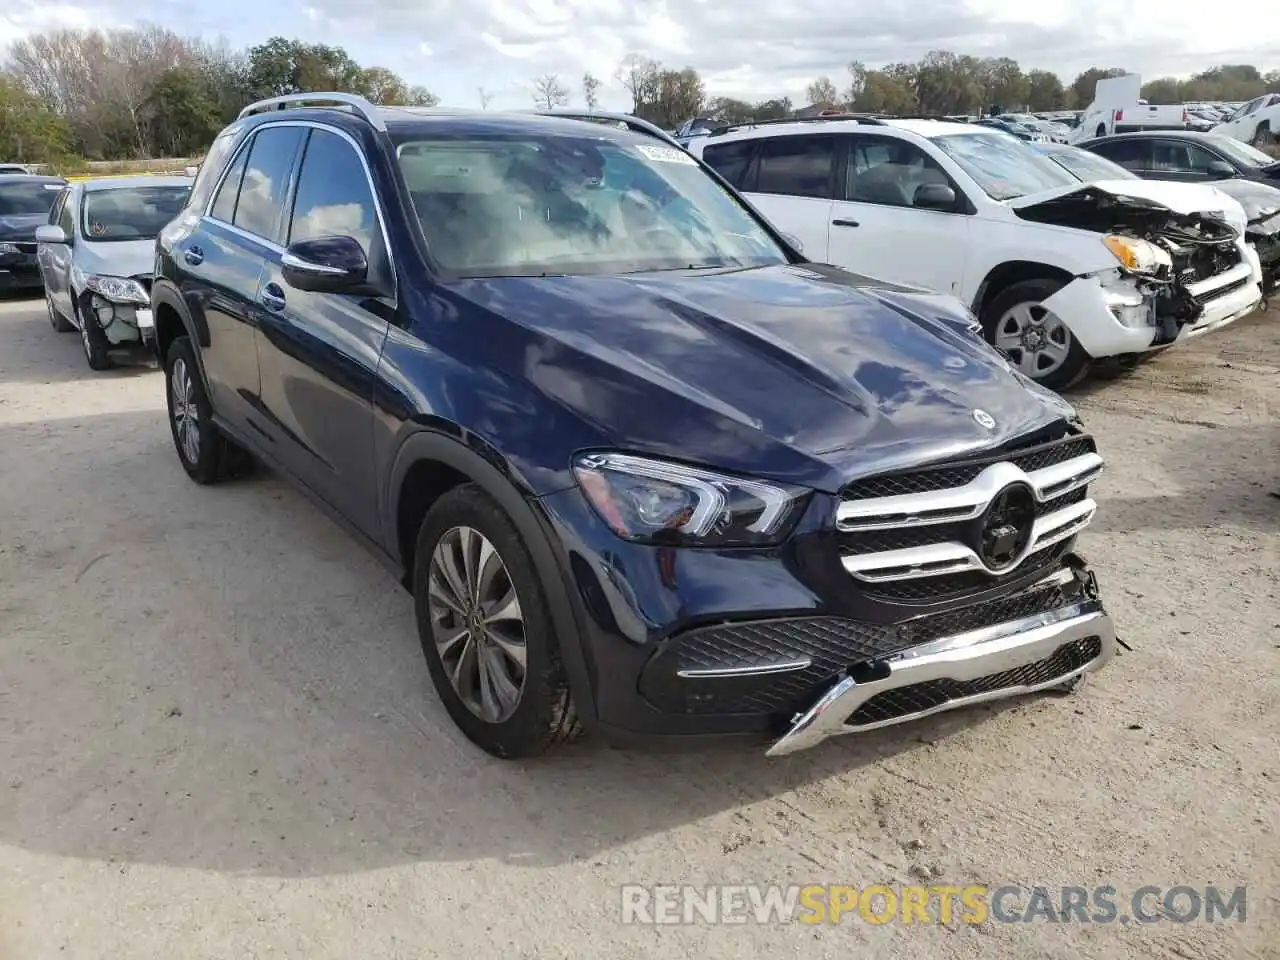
[{"xmin": 4, "ymin": 0, "xmax": 1279, "ymax": 110}]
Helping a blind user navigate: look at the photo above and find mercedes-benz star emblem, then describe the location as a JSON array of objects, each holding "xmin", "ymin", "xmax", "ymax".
[
  {"xmin": 973, "ymin": 483, "xmax": 1036, "ymax": 571},
  {"xmin": 972, "ymin": 408, "xmax": 996, "ymax": 429}
]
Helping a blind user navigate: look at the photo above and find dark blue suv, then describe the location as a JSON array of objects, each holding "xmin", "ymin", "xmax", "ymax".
[{"xmin": 152, "ymin": 94, "xmax": 1116, "ymax": 758}]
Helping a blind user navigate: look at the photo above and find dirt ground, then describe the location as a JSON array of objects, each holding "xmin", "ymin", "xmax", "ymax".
[{"xmin": 1, "ymin": 293, "xmax": 1276, "ymax": 959}]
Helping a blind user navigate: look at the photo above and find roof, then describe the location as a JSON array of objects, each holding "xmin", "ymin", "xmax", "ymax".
[
  {"xmin": 1080, "ymin": 130, "xmax": 1219, "ymax": 143},
  {"xmin": 82, "ymin": 175, "xmax": 194, "ymax": 191},
  {"xmin": 0, "ymin": 173, "xmax": 66, "ymax": 185},
  {"xmin": 882, "ymin": 118, "xmax": 989, "ymax": 137}
]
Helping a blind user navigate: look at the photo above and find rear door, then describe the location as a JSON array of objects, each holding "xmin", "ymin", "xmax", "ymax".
[
  {"xmin": 737, "ymin": 134, "xmax": 838, "ymax": 260},
  {"xmin": 190, "ymin": 124, "xmax": 306, "ymax": 437},
  {"xmin": 254, "ymin": 126, "xmax": 393, "ymax": 538},
  {"xmin": 1085, "ymin": 138, "xmax": 1152, "ymax": 178},
  {"xmin": 39, "ymin": 186, "xmax": 77, "ymax": 314},
  {"xmin": 826, "ymin": 133, "xmax": 972, "ymax": 295}
]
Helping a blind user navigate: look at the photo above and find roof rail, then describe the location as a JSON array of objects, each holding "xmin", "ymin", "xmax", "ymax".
[
  {"xmin": 885, "ymin": 114, "xmax": 970, "ymax": 123},
  {"xmin": 528, "ymin": 110, "xmax": 685, "ymax": 148},
  {"xmin": 238, "ymin": 92, "xmax": 386, "ymax": 132},
  {"xmin": 707, "ymin": 113, "xmax": 885, "ymax": 137}
]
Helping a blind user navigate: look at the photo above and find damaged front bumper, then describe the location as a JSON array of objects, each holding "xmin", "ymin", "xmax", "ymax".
[
  {"xmin": 88, "ymin": 294, "xmax": 155, "ymax": 349},
  {"xmin": 1042, "ymin": 253, "xmax": 1262, "ymax": 361},
  {"xmin": 768, "ymin": 597, "xmax": 1115, "ymax": 756}
]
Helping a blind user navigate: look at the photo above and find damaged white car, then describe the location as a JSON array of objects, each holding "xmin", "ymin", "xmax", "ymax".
[
  {"xmin": 690, "ymin": 118, "xmax": 1263, "ymax": 389},
  {"xmin": 36, "ymin": 175, "xmax": 192, "ymax": 370}
]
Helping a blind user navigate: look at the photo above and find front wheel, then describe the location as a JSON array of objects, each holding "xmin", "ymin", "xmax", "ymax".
[
  {"xmin": 164, "ymin": 336, "xmax": 250, "ymax": 484},
  {"xmin": 75, "ymin": 297, "xmax": 113, "ymax": 370},
  {"xmin": 413, "ymin": 484, "xmax": 581, "ymax": 758},
  {"xmin": 981, "ymin": 278, "xmax": 1091, "ymax": 391}
]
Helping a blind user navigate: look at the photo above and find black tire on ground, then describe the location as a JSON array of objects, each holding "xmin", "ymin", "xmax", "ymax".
[
  {"xmin": 413, "ymin": 483, "xmax": 581, "ymax": 758},
  {"xmin": 75, "ymin": 297, "xmax": 113, "ymax": 370},
  {"xmin": 980, "ymin": 277, "xmax": 1092, "ymax": 391},
  {"xmin": 163, "ymin": 335, "xmax": 251, "ymax": 484},
  {"xmin": 46, "ymin": 292, "xmax": 74, "ymax": 332},
  {"xmin": 1095, "ymin": 124, "xmax": 1106, "ymax": 138},
  {"xmin": 1252, "ymin": 123, "xmax": 1273, "ymax": 147}
]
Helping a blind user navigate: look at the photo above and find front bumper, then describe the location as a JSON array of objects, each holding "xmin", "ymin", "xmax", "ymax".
[
  {"xmin": 767, "ymin": 598, "xmax": 1114, "ymax": 756},
  {"xmin": 0, "ymin": 251, "xmax": 43, "ymax": 290}
]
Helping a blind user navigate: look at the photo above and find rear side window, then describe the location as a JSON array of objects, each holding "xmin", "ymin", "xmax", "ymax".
[
  {"xmin": 232, "ymin": 126, "xmax": 306, "ymax": 243},
  {"xmin": 47, "ymin": 188, "xmax": 68, "ymax": 226},
  {"xmin": 210, "ymin": 145, "xmax": 249, "ymax": 223},
  {"xmin": 754, "ymin": 136, "xmax": 836, "ymax": 199},
  {"xmin": 287, "ymin": 129, "xmax": 378, "ymax": 255},
  {"xmin": 701, "ymin": 140, "xmax": 757, "ymax": 189},
  {"xmin": 1089, "ymin": 139, "xmax": 1148, "ymax": 171},
  {"xmin": 58, "ymin": 191, "xmax": 75, "ymax": 233}
]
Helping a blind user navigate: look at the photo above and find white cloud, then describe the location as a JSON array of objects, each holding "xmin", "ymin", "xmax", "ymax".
[{"xmin": 3, "ymin": 0, "xmax": 1278, "ymax": 111}]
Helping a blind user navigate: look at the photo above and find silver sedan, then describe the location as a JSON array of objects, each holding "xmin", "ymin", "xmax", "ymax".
[{"xmin": 36, "ymin": 175, "xmax": 191, "ymax": 370}]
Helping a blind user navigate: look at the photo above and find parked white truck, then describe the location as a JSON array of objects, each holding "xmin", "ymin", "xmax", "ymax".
[{"xmin": 1071, "ymin": 75, "xmax": 1188, "ymax": 142}]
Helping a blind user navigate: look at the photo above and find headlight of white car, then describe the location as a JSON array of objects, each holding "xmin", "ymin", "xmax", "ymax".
[
  {"xmin": 85, "ymin": 275, "xmax": 150, "ymax": 305},
  {"xmin": 1101, "ymin": 235, "xmax": 1172, "ymax": 275}
]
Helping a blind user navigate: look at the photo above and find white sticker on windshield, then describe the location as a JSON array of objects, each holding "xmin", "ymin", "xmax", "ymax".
[{"xmin": 635, "ymin": 144, "xmax": 696, "ymax": 165}]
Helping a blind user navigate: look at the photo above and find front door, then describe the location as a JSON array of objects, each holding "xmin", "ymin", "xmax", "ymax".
[
  {"xmin": 254, "ymin": 126, "xmax": 393, "ymax": 540},
  {"xmin": 739, "ymin": 134, "xmax": 838, "ymax": 261}
]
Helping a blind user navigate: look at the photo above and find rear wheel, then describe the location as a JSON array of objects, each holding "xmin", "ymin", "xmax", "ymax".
[
  {"xmin": 413, "ymin": 484, "xmax": 581, "ymax": 758},
  {"xmin": 1252, "ymin": 123, "xmax": 1273, "ymax": 147},
  {"xmin": 1095, "ymin": 123, "xmax": 1106, "ymax": 138},
  {"xmin": 981, "ymin": 278, "xmax": 1091, "ymax": 391}
]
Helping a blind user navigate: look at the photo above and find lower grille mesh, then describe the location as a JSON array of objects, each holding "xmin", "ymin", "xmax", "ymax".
[{"xmin": 844, "ymin": 636, "xmax": 1102, "ymax": 727}]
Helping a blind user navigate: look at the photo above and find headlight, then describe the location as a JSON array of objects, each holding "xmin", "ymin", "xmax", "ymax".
[
  {"xmin": 1101, "ymin": 235, "xmax": 1171, "ymax": 275},
  {"xmin": 572, "ymin": 453, "xmax": 810, "ymax": 546},
  {"xmin": 0, "ymin": 242, "xmax": 20, "ymax": 255},
  {"xmin": 85, "ymin": 275, "xmax": 149, "ymax": 305}
]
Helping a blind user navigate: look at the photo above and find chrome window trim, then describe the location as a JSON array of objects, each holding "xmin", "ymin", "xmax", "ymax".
[{"xmin": 200, "ymin": 119, "xmax": 397, "ymax": 292}]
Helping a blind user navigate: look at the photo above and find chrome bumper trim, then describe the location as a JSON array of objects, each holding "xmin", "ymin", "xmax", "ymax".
[
  {"xmin": 677, "ymin": 658, "xmax": 813, "ymax": 679},
  {"xmin": 766, "ymin": 602, "xmax": 1115, "ymax": 757}
]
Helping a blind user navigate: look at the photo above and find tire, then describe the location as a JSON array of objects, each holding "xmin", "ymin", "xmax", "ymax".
[
  {"xmin": 1252, "ymin": 123, "xmax": 1273, "ymax": 148},
  {"xmin": 1095, "ymin": 124, "xmax": 1106, "ymax": 138},
  {"xmin": 413, "ymin": 484, "xmax": 581, "ymax": 758},
  {"xmin": 163, "ymin": 336, "xmax": 251, "ymax": 484},
  {"xmin": 74, "ymin": 296, "xmax": 113, "ymax": 370},
  {"xmin": 981, "ymin": 278, "xmax": 1092, "ymax": 391},
  {"xmin": 46, "ymin": 291, "xmax": 74, "ymax": 332}
]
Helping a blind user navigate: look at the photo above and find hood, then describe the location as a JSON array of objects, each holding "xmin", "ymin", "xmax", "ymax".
[
  {"xmin": 71, "ymin": 237, "xmax": 156, "ymax": 279},
  {"xmin": 1008, "ymin": 178, "xmax": 1238, "ymax": 218},
  {"xmin": 1212, "ymin": 178, "xmax": 1280, "ymax": 224},
  {"xmin": 453, "ymin": 264, "xmax": 1071, "ymax": 492},
  {"xmin": 0, "ymin": 213, "xmax": 52, "ymax": 241}
]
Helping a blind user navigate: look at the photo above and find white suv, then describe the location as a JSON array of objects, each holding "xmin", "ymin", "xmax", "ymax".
[{"xmin": 688, "ymin": 118, "xmax": 1262, "ymax": 389}]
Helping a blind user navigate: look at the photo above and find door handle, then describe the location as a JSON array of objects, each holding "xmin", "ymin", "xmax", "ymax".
[
  {"xmin": 259, "ymin": 283, "xmax": 286, "ymax": 312},
  {"xmin": 183, "ymin": 245, "xmax": 204, "ymax": 266},
  {"xmin": 832, "ymin": 218, "xmax": 860, "ymax": 228}
]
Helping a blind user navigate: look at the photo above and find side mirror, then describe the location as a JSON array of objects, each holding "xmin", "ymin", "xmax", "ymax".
[
  {"xmin": 780, "ymin": 232, "xmax": 804, "ymax": 253},
  {"xmin": 914, "ymin": 183, "xmax": 957, "ymax": 211},
  {"xmin": 1206, "ymin": 160, "xmax": 1235, "ymax": 179},
  {"xmin": 35, "ymin": 225, "xmax": 69, "ymax": 244},
  {"xmin": 280, "ymin": 236, "xmax": 368, "ymax": 293}
]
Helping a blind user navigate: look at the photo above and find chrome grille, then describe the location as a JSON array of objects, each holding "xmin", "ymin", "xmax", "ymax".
[{"xmin": 837, "ymin": 435, "xmax": 1103, "ymax": 590}]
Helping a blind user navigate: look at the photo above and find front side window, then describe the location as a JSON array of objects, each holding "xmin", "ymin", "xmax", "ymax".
[
  {"xmin": 81, "ymin": 186, "xmax": 191, "ymax": 241},
  {"xmin": 288, "ymin": 129, "xmax": 378, "ymax": 254},
  {"xmin": 753, "ymin": 136, "xmax": 835, "ymax": 199},
  {"xmin": 846, "ymin": 136, "xmax": 958, "ymax": 209},
  {"xmin": 233, "ymin": 125, "xmax": 306, "ymax": 243},
  {"xmin": 932, "ymin": 132, "xmax": 1077, "ymax": 200},
  {"xmin": 0, "ymin": 181, "xmax": 63, "ymax": 216},
  {"xmin": 1149, "ymin": 141, "xmax": 1220, "ymax": 175},
  {"xmin": 394, "ymin": 133, "xmax": 789, "ymax": 277}
]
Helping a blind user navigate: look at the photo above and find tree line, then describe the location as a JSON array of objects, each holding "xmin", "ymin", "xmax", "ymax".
[
  {"xmin": 0, "ymin": 28, "xmax": 438, "ymax": 164},
  {"xmin": 3, "ymin": 27, "xmax": 1279, "ymax": 165}
]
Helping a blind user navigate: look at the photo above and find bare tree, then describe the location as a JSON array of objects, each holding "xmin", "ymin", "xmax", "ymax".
[
  {"xmin": 582, "ymin": 72, "xmax": 601, "ymax": 112},
  {"xmin": 477, "ymin": 86, "xmax": 493, "ymax": 110},
  {"xmin": 614, "ymin": 53, "xmax": 660, "ymax": 114},
  {"xmin": 805, "ymin": 76, "xmax": 839, "ymax": 107},
  {"xmin": 530, "ymin": 73, "xmax": 569, "ymax": 110}
]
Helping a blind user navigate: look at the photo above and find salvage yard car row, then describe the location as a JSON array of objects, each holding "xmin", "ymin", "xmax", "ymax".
[{"xmin": 1, "ymin": 94, "xmax": 1270, "ymax": 761}]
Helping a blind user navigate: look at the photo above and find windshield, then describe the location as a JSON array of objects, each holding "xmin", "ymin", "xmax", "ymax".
[
  {"xmin": 82, "ymin": 185, "xmax": 191, "ymax": 241},
  {"xmin": 1039, "ymin": 146, "xmax": 1138, "ymax": 182},
  {"xmin": 0, "ymin": 182, "xmax": 63, "ymax": 216},
  {"xmin": 1206, "ymin": 136, "xmax": 1275, "ymax": 169},
  {"xmin": 393, "ymin": 133, "xmax": 788, "ymax": 277},
  {"xmin": 932, "ymin": 132, "xmax": 1077, "ymax": 200}
]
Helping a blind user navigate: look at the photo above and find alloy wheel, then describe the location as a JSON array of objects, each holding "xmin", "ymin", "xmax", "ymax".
[
  {"xmin": 170, "ymin": 358, "xmax": 200, "ymax": 464},
  {"xmin": 995, "ymin": 301, "xmax": 1072, "ymax": 379},
  {"xmin": 427, "ymin": 525, "xmax": 527, "ymax": 723}
]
